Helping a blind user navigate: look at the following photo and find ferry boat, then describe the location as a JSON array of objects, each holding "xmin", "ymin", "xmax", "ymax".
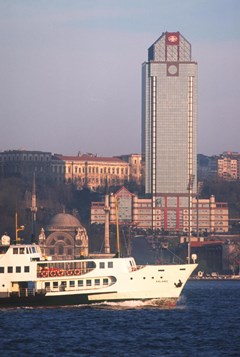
[{"xmin": 0, "ymin": 235, "xmax": 197, "ymax": 308}]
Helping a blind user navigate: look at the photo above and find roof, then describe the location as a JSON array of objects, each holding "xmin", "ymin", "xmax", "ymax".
[
  {"xmin": 47, "ymin": 213, "xmax": 82, "ymax": 229},
  {"xmin": 53, "ymin": 154, "xmax": 127, "ymax": 164},
  {"xmin": 115, "ymin": 186, "xmax": 133, "ymax": 197},
  {"xmin": 191, "ymin": 241, "xmax": 224, "ymax": 248}
]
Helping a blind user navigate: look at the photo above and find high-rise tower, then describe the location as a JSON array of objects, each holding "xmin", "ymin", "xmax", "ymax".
[{"xmin": 142, "ymin": 32, "xmax": 197, "ymax": 231}]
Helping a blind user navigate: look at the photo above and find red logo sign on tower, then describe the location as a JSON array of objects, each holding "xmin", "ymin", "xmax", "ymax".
[{"xmin": 166, "ymin": 32, "xmax": 179, "ymax": 45}]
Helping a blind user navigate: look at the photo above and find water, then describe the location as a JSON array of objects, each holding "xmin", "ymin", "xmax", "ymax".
[{"xmin": 0, "ymin": 281, "xmax": 239, "ymax": 356}]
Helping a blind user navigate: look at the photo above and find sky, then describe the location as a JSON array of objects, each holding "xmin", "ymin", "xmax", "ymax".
[{"xmin": 0, "ymin": 0, "xmax": 239, "ymax": 157}]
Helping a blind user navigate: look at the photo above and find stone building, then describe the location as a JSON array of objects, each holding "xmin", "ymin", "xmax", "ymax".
[
  {"xmin": 0, "ymin": 150, "xmax": 52, "ymax": 179},
  {"xmin": 52, "ymin": 154, "xmax": 130, "ymax": 190},
  {"xmin": 117, "ymin": 154, "xmax": 142, "ymax": 185},
  {"xmin": 0, "ymin": 150, "xmax": 143, "ymax": 190},
  {"xmin": 38, "ymin": 213, "xmax": 88, "ymax": 260}
]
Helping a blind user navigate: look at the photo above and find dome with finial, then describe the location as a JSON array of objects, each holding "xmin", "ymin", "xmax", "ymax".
[{"xmin": 47, "ymin": 213, "xmax": 83, "ymax": 231}]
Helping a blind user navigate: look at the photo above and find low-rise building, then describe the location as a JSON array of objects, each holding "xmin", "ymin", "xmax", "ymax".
[
  {"xmin": 53, "ymin": 154, "xmax": 130, "ymax": 190},
  {"xmin": 0, "ymin": 150, "xmax": 52, "ymax": 179},
  {"xmin": 91, "ymin": 187, "xmax": 229, "ymax": 233},
  {"xmin": 118, "ymin": 154, "xmax": 142, "ymax": 185},
  {"xmin": 0, "ymin": 150, "xmax": 141, "ymax": 190},
  {"xmin": 218, "ymin": 156, "xmax": 238, "ymax": 180}
]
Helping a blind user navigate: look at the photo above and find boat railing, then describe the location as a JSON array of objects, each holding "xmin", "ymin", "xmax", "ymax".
[{"xmin": 37, "ymin": 267, "xmax": 94, "ymax": 279}]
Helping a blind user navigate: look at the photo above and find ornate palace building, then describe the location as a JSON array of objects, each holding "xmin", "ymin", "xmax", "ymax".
[
  {"xmin": 52, "ymin": 154, "xmax": 130, "ymax": 190},
  {"xmin": 0, "ymin": 150, "xmax": 142, "ymax": 190}
]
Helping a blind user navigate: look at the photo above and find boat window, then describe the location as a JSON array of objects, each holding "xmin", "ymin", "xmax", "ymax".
[
  {"xmin": 32, "ymin": 247, "xmax": 36, "ymax": 253},
  {"xmin": 95, "ymin": 279, "xmax": 100, "ymax": 286},
  {"xmin": 103, "ymin": 278, "xmax": 108, "ymax": 285},
  {"xmin": 13, "ymin": 248, "xmax": 18, "ymax": 254},
  {"xmin": 53, "ymin": 282, "xmax": 58, "ymax": 288},
  {"xmin": 26, "ymin": 248, "xmax": 30, "ymax": 254},
  {"xmin": 45, "ymin": 282, "xmax": 50, "ymax": 290},
  {"xmin": 20, "ymin": 248, "xmax": 24, "ymax": 254},
  {"xmin": 16, "ymin": 266, "xmax": 21, "ymax": 273},
  {"xmin": 24, "ymin": 266, "xmax": 30, "ymax": 273},
  {"xmin": 8, "ymin": 266, "xmax": 13, "ymax": 273},
  {"xmin": 0, "ymin": 267, "xmax": 4, "ymax": 273},
  {"xmin": 78, "ymin": 280, "xmax": 83, "ymax": 287},
  {"xmin": 86, "ymin": 280, "xmax": 92, "ymax": 286},
  {"xmin": 61, "ymin": 281, "xmax": 67, "ymax": 286},
  {"xmin": 108, "ymin": 262, "xmax": 113, "ymax": 268},
  {"xmin": 100, "ymin": 262, "xmax": 105, "ymax": 269},
  {"xmin": 70, "ymin": 281, "xmax": 75, "ymax": 287},
  {"xmin": 86, "ymin": 261, "xmax": 96, "ymax": 269},
  {"xmin": 180, "ymin": 268, "xmax": 186, "ymax": 271}
]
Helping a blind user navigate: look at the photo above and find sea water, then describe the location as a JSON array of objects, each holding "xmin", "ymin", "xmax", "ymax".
[{"xmin": 0, "ymin": 280, "xmax": 239, "ymax": 356}]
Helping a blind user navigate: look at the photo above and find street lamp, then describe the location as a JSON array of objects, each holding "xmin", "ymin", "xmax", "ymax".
[{"xmin": 15, "ymin": 212, "xmax": 24, "ymax": 244}]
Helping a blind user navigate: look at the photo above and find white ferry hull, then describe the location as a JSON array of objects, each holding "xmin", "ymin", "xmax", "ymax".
[{"xmin": 0, "ymin": 243, "xmax": 197, "ymax": 308}]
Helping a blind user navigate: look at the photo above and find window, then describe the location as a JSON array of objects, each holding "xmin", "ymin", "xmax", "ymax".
[
  {"xmin": 60, "ymin": 281, "xmax": 67, "ymax": 289},
  {"xmin": 20, "ymin": 248, "xmax": 24, "ymax": 254},
  {"xmin": 13, "ymin": 248, "xmax": 18, "ymax": 254},
  {"xmin": 70, "ymin": 281, "xmax": 75, "ymax": 287},
  {"xmin": 24, "ymin": 266, "xmax": 30, "ymax": 273},
  {"xmin": 103, "ymin": 278, "xmax": 108, "ymax": 285},
  {"xmin": 45, "ymin": 282, "xmax": 50, "ymax": 289},
  {"xmin": 16, "ymin": 266, "xmax": 21, "ymax": 273},
  {"xmin": 58, "ymin": 245, "xmax": 64, "ymax": 255},
  {"xmin": 53, "ymin": 282, "xmax": 58, "ymax": 288},
  {"xmin": 78, "ymin": 280, "xmax": 83, "ymax": 287},
  {"xmin": 8, "ymin": 266, "xmax": 13, "ymax": 273},
  {"xmin": 86, "ymin": 280, "xmax": 92, "ymax": 286},
  {"xmin": 0, "ymin": 267, "xmax": 4, "ymax": 273},
  {"xmin": 100, "ymin": 262, "xmax": 105, "ymax": 269},
  {"xmin": 108, "ymin": 262, "xmax": 113, "ymax": 268},
  {"xmin": 95, "ymin": 279, "xmax": 100, "ymax": 286}
]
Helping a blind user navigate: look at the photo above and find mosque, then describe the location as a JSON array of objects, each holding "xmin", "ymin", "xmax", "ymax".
[{"xmin": 38, "ymin": 213, "xmax": 88, "ymax": 260}]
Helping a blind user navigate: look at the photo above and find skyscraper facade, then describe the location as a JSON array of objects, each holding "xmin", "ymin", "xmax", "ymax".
[{"xmin": 142, "ymin": 32, "xmax": 197, "ymax": 231}]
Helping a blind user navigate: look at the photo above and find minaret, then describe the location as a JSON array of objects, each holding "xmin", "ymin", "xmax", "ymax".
[
  {"xmin": 31, "ymin": 172, "xmax": 37, "ymax": 242},
  {"xmin": 104, "ymin": 194, "xmax": 110, "ymax": 254}
]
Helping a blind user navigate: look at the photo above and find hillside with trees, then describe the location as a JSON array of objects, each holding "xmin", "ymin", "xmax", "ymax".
[{"xmin": 1, "ymin": 176, "xmax": 240, "ymax": 243}]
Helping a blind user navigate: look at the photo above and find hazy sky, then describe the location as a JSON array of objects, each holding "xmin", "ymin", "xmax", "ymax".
[{"xmin": 0, "ymin": 0, "xmax": 239, "ymax": 157}]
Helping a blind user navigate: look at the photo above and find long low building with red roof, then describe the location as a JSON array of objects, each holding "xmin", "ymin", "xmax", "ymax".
[{"xmin": 52, "ymin": 153, "xmax": 130, "ymax": 190}]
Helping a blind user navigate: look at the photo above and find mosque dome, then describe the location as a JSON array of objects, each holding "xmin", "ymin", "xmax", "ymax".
[{"xmin": 47, "ymin": 213, "xmax": 82, "ymax": 231}]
